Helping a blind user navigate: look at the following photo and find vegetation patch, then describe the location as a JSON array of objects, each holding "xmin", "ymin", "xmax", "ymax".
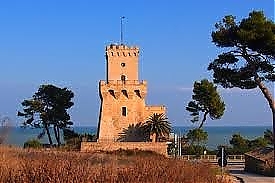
[{"xmin": 0, "ymin": 146, "xmax": 232, "ymax": 183}]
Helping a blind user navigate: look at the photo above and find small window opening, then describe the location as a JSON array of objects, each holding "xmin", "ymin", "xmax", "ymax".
[
  {"xmin": 121, "ymin": 75, "xmax": 126, "ymax": 84},
  {"xmin": 122, "ymin": 107, "xmax": 127, "ymax": 116},
  {"xmin": 122, "ymin": 90, "xmax": 128, "ymax": 98},
  {"xmin": 134, "ymin": 90, "xmax": 141, "ymax": 98},
  {"xmin": 108, "ymin": 90, "xmax": 115, "ymax": 98}
]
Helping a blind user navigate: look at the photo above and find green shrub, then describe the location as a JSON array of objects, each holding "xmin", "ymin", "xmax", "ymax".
[
  {"xmin": 23, "ymin": 139, "xmax": 42, "ymax": 149},
  {"xmin": 182, "ymin": 145, "xmax": 206, "ymax": 155}
]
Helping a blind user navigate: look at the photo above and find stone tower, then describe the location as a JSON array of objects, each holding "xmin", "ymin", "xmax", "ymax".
[{"xmin": 97, "ymin": 44, "xmax": 165, "ymax": 142}]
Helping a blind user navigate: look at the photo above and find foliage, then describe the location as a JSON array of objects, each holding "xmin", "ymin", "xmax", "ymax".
[
  {"xmin": 182, "ymin": 144, "xmax": 207, "ymax": 156},
  {"xmin": 183, "ymin": 128, "xmax": 208, "ymax": 155},
  {"xmin": 186, "ymin": 128, "xmax": 208, "ymax": 146},
  {"xmin": 208, "ymin": 10, "xmax": 275, "ymax": 157},
  {"xmin": 81, "ymin": 133, "xmax": 97, "ymax": 142},
  {"xmin": 263, "ymin": 129, "xmax": 273, "ymax": 145},
  {"xmin": 63, "ymin": 128, "xmax": 80, "ymax": 142},
  {"xmin": 209, "ymin": 11, "xmax": 275, "ymax": 88},
  {"xmin": 118, "ymin": 122, "xmax": 149, "ymax": 142},
  {"xmin": 0, "ymin": 116, "xmax": 11, "ymax": 144},
  {"xmin": 186, "ymin": 79, "xmax": 225, "ymax": 128},
  {"xmin": 229, "ymin": 133, "xmax": 269, "ymax": 154},
  {"xmin": 18, "ymin": 84, "xmax": 74, "ymax": 146},
  {"xmin": 23, "ymin": 139, "xmax": 42, "ymax": 149},
  {"xmin": 143, "ymin": 113, "xmax": 172, "ymax": 142},
  {"xmin": 167, "ymin": 142, "xmax": 177, "ymax": 156},
  {"xmin": 0, "ymin": 147, "xmax": 229, "ymax": 183},
  {"xmin": 63, "ymin": 128, "xmax": 96, "ymax": 150}
]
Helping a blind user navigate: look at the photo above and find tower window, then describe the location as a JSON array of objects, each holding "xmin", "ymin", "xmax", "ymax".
[
  {"xmin": 121, "ymin": 63, "xmax": 126, "ymax": 67},
  {"xmin": 122, "ymin": 107, "xmax": 127, "ymax": 116},
  {"xmin": 121, "ymin": 75, "xmax": 126, "ymax": 84}
]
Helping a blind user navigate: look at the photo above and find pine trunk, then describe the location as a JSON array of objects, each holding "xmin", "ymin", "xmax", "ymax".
[
  {"xmin": 45, "ymin": 125, "xmax": 53, "ymax": 145},
  {"xmin": 53, "ymin": 125, "xmax": 61, "ymax": 146},
  {"xmin": 255, "ymin": 77, "xmax": 275, "ymax": 167},
  {"xmin": 273, "ymin": 109, "xmax": 275, "ymax": 169},
  {"xmin": 199, "ymin": 111, "xmax": 209, "ymax": 129}
]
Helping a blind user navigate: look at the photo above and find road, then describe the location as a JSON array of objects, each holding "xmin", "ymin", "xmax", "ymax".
[
  {"xmin": 182, "ymin": 156, "xmax": 274, "ymax": 183},
  {"xmin": 229, "ymin": 167, "xmax": 275, "ymax": 183}
]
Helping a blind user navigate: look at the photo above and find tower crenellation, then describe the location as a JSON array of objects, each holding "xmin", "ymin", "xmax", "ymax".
[{"xmin": 106, "ymin": 44, "xmax": 139, "ymax": 58}]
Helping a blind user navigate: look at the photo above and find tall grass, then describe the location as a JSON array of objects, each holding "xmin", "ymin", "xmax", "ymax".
[{"xmin": 0, "ymin": 146, "xmax": 232, "ymax": 183}]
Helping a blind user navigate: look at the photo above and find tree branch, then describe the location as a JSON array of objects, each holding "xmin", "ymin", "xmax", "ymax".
[{"xmin": 199, "ymin": 111, "xmax": 209, "ymax": 129}]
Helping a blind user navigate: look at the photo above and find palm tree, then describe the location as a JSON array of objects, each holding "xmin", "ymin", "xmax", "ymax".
[
  {"xmin": 118, "ymin": 122, "xmax": 149, "ymax": 142},
  {"xmin": 143, "ymin": 113, "xmax": 172, "ymax": 142}
]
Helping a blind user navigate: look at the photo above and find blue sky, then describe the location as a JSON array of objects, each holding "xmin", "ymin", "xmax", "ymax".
[{"xmin": 0, "ymin": 0, "xmax": 274, "ymax": 127}]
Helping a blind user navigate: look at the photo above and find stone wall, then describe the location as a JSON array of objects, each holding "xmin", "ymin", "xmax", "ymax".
[
  {"xmin": 244, "ymin": 155, "xmax": 266, "ymax": 174},
  {"xmin": 80, "ymin": 142, "xmax": 168, "ymax": 156}
]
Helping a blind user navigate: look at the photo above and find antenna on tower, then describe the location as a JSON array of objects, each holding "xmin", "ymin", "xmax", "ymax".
[{"xmin": 120, "ymin": 16, "xmax": 125, "ymax": 45}]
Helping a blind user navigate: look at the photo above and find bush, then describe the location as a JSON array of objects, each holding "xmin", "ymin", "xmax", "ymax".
[
  {"xmin": 182, "ymin": 145, "xmax": 206, "ymax": 155},
  {"xmin": 23, "ymin": 139, "xmax": 42, "ymax": 149}
]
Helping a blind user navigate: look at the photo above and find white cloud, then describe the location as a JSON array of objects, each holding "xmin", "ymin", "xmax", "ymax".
[
  {"xmin": 177, "ymin": 85, "xmax": 262, "ymax": 94},
  {"xmin": 217, "ymin": 87, "xmax": 263, "ymax": 95},
  {"xmin": 177, "ymin": 87, "xmax": 193, "ymax": 92}
]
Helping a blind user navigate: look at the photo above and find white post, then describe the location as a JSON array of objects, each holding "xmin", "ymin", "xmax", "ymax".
[
  {"xmin": 221, "ymin": 147, "xmax": 224, "ymax": 176},
  {"xmin": 174, "ymin": 133, "xmax": 177, "ymax": 157},
  {"xmin": 179, "ymin": 133, "xmax": 181, "ymax": 156}
]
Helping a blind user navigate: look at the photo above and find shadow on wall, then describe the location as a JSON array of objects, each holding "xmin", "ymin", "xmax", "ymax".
[{"xmin": 117, "ymin": 122, "xmax": 150, "ymax": 142}]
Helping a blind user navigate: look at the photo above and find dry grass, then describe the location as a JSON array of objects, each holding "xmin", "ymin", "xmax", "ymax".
[{"xmin": 0, "ymin": 146, "xmax": 232, "ymax": 183}]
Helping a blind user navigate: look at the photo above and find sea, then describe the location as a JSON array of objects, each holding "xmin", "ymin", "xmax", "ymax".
[{"xmin": 1, "ymin": 126, "xmax": 272, "ymax": 150}]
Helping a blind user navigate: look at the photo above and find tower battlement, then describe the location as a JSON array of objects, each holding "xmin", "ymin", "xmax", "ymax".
[
  {"xmin": 100, "ymin": 80, "xmax": 147, "ymax": 86},
  {"xmin": 106, "ymin": 44, "xmax": 139, "ymax": 57}
]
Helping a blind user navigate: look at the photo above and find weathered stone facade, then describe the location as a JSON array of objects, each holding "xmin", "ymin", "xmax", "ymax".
[{"xmin": 97, "ymin": 44, "xmax": 166, "ymax": 142}]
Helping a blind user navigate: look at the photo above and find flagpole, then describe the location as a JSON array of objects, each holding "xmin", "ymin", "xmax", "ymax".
[{"xmin": 120, "ymin": 16, "xmax": 125, "ymax": 45}]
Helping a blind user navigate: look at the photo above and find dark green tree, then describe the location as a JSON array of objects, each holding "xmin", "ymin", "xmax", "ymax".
[
  {"xmin": 183, "ymin": 128, "xmax": 208, "ymax": 156},
  {"xmin": 249, "ymin": 137, "xmax": 268, "ymax": 149},
  {"xmin": 143, "ymin": 113, "xmax": 172, "ymax": 142},
  {"xmin": 229, "ymin": 133, "xmax": 250, "ymax": 154},
  {"xmin": 63, "ymin": 128, "xmax": 80, "ymax": 143},
  {"xmin": 186, "ymin": 128, "xmax": 208, "ymax": 146},
  {"xmin": 186, "ymin": 79, "xmax": 225, "ymax": 128},
  {"xmin": 229, "ymin": 133, "xmax": 269, "ymax": 154},
  {"xmin": 18, "ymin": 84, "xmax": 74, "ymax": 146},
  {"xmin": 208, "ymin": 11, "xmax": 275, "ymax": 160}
]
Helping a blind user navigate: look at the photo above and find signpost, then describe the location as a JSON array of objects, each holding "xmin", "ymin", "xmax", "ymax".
[{"xmin": 217, "ymin": 147, "xmax": 228, "ymax": 175}]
